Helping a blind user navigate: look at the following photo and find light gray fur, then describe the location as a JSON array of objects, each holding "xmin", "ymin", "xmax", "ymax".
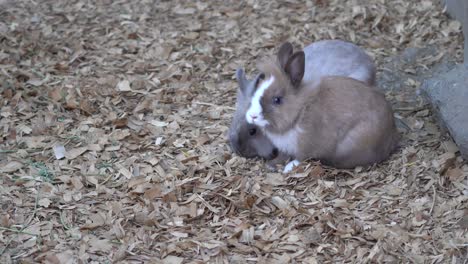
[
  {"xmin": 302, "ymin": 40, "xmax": 376, "ymax": 87},
  {"xmin": 229, "ymin": 69, "xmax": 277, "ymax": 159}
]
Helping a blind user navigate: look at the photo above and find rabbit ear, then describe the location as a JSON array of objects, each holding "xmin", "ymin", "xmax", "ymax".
[
  {"xmin": 252, "ymin": 72, "xmax": 265, "ymax": 89},
  {"xmin": 236, "ymin": 68, "xmax": 249, "ymax": 94},
  {"xmin": 277, "ymin": 42, "xmax": 293, "ymax": 70},
  {"xmin": 284, "ymin": 51, "xmax": 305, "ymax": 87}
]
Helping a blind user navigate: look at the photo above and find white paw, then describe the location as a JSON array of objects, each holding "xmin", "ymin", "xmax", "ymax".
[{"xmin": 283, "ymin": 160, "xmax": 300, "ymax": 173}]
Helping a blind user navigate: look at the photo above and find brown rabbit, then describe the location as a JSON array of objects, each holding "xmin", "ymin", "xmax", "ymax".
[
  {"xmin": 229, "ymin": 40, "xmax": 377, "ymax": 161},
  {"xmin": 245, "ymin": 51, "xmax": 398, "ymax": 172}
]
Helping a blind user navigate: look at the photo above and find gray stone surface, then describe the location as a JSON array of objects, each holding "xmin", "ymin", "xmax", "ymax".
[
  {"xmin": 378, "ymin": 46, "xmax": 456, "ymax": 108},
  {"xmin": 376, "ymin": 46, "xmax": 462, "ymax": 147},
  {"xmin": 421, "ymin": 64, "xmax": 468, "ymax": 158},
  {"xmin": 379, "ymin": 47, "xmax": 456, "ymax": 92}
]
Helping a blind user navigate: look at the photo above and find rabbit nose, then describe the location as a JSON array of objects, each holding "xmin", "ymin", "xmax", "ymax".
[{"xmin": 250, "ymin": 114, "xmax": 258, "ymax": 120}]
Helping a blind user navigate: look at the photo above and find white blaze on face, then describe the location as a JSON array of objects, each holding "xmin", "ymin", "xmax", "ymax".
[{"xmin": 245, "ymin": 75, "xmax": 274, "ymax": 128}]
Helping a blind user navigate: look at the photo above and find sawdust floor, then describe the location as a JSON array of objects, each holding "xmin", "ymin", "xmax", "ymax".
[{"xmin": 0, "ymin": 0, "xmax": 467, "ymax": 263}]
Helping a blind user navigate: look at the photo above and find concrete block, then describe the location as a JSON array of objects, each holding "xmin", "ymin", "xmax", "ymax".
[{"xmin": 421, "ymin": 64, "xmax": 468, "ymax": 158}]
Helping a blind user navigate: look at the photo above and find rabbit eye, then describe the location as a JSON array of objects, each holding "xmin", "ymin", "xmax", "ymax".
[
  {"xmin": 248, "ymin": 128, "xmax": 257, "ymax": 136},
  {"xmin": 273, "ymin": 96, "xmax": 282, "ymax": 105}
]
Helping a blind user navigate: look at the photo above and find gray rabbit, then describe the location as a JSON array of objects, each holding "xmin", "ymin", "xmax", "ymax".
[{"xmin": 229, "ymin": 40, "xmax": 376, "ymax": 161}]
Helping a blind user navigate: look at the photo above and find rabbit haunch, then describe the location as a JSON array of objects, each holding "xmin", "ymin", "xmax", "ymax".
[{"xmin": 246, "ymin": 55, "xmax": 398, "ymax": 170}]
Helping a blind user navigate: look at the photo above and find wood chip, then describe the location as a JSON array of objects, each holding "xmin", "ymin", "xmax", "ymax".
[{"xmin": 65, "ymin": 147, "xmax": 88, "ymax": 160}]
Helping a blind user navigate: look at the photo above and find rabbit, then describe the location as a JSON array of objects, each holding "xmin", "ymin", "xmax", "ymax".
[
  {"xmin": 229, "ymin": 40, "xmax": 377, "ymax": 161},
  {"xmin": 245, "ymin": 51, "xmax": 399, "ymax": 173},
  {"xmin": 229, "ymin": 69, "xmax": 279, "ymax": 159}
]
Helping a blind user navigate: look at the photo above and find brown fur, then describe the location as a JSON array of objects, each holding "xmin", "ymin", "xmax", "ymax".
[
  {"xmin": 257, "ymin": 58, "xmax": 398, "ymax": 169},
  {"xmin": 256, "ymin": 57, "xmax": 308, "ymax": 134},
  {"xmin": 230, "ymin": 40, "xmax": 378, "ymax": 161}
]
